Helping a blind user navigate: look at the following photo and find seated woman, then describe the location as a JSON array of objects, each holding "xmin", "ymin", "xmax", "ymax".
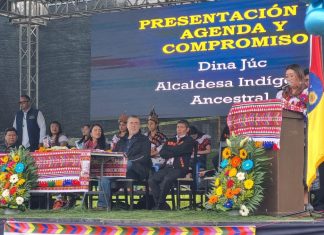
[
  {"xmin": 84, "ymin": 124, "xmax": 106, "ymax": 150},
  {"xmin": 276, "ymin": 64, "xmax": 308, "ymax": 111},
  {"xmin": 75, "ymin": 124, "xmax": 90, "ymax": 149},
  {"xmin": 43, "ymin": 121, "xmax": 75, "ymax": 210},
  {"xmin": 84, "ymin": 124, "xmax": 109, "ymax": 210},
  {"xmin": 43, "ymin": 121, "xmax": 68, "ymax": 148}
]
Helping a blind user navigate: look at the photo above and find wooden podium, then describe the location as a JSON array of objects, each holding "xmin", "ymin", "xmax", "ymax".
[{"xmin": 257, "ymin": 110, "xmax": 305, "ymax": 215}]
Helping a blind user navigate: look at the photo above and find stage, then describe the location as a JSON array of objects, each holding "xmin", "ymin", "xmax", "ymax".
[{"xmin": 1, "ymin": 209, "xmax": 324, "ymax": 235}]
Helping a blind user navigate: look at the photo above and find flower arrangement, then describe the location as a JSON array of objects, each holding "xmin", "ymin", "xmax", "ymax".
[
  {"xmin": 0, "ymin": 146, "xmax": 38, "ymax": 211},
  {"xmin": 206, "ymin": 134, "xmax": 270, "ymax": 216}
]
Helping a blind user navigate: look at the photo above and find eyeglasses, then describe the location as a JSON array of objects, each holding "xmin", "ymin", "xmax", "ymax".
[{"xmin": 19, "ymin": 101, "xmax": 29, "ymax": 104}]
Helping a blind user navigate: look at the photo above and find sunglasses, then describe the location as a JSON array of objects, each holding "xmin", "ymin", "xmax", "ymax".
[{"xmin": 19, "ymin": 101, "xmax": 29, "ymax": 104}]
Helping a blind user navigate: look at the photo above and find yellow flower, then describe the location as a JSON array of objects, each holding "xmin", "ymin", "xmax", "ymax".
[
  {"xmin": 2, "ymin": 155, "xmax": 9, "ymax": 164},
  {"xmin": 17, "ymin": 179, "xmax": 26, "ymax": 186},
  {"xmin": 13, "ymin": 155, "xmax": 20, "ymax": 163},
  {"xmin": 229, "ymin": 168, "xmax": 237, "ymax": 177},
  {"xmin": 254, "ymin": 141, "xmax": 263, "ymax": 148},
  {"xmin": 214, "ymin": 178, "xmax": 220, "ymax": 187},
  {"xmin": 222, "ymin": 147, "xmax": 231, "ymax": 159},
  {"xmin": 239, "ymin": 149, "xmax": 248, "ymax": 159},
  {"xmin": 0, "ymin": 172, "xmax": 6, "ymax": 181},
  {"xmin": 244, "ymin": 179, "xmax": 254, "ymax": 189},
  {"xmin": 17, "ymin": 189, "xmax": 26, "ymax": 195},
  {"xmin": 216, "ymin": 186, "xmax": 223, "ymax": 196}
]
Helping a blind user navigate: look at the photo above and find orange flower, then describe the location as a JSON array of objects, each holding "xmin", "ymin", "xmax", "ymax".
[
  {"xmin": 222, "ymin": 147, "xmax": 231, "ymax": 159},
  {"xmin": 4, "ymin": 182, "xmax": 10, "ymax": 189},
  {"xmin": 255, "ymin": 141, "xmax": 263, "ymax": 148},
  {"xmin": 231, "ymin": 156, "xmax": 242, "ymax": 168},
  {"xmin": 233, "ymin": 188, "xmax": 241, "ymax": 195},
  {"xmin": 225, "ymin": 189, "xmax": 235, "ymax": 199},
  {"xmin": 208, "ymin": 195, "xmax": 218, "ymax": 204},
  {"xmin": 37, "ymin": 147, "xmax": 47, "ymax": 152}
]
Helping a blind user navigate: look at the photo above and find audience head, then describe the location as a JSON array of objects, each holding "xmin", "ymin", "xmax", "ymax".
[
  {"xmin": 118, "ymin": 113, "xmax": 128, "ymax": 134},
  {"xmin": 285, "ymin": 64, "xmax": 305, "ymax": 89},
  {"xmin": 4, "ymin": 127, "xmax": 18, "ymax": 146},
  {"xmin": 49, "ymin": 121, "xmax": 63, "ymax": 137},
  {"xmin": 81, "ymin": 124, "xmax": 90, "ymax": 137},
  {"xmin": 89, "ymin": 123, "xmax": 106, "ymax": 149},
  {"xmin": 189, "ymin": 125, "xmax": 201, "ymax": 140},
  {"xmin": 176, "ymin": 119, "xmax": 190, "ymax": 136},
  {"xmin": 19, "ymin": 95, "xmax": 31, "ymax": 112},
  {"xmin": 127, "ymin": 115, "xmax": 141, "ymax": 137},
  {"xmin": 147, "ymin": 108, "xmax": 159, "ymax": 132}
]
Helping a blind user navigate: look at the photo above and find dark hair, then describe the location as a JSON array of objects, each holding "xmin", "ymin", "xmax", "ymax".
[
  {"xmin": 5, "ymin": 127, "xmax": 17, "ymax": 135},
  {"xmin": 189, "ymin": 126, "xmax": 198, "ymax": 135},
  {"xmin": 20, "ymin": 95, "xmax": 31, "ymax": 101},
  {"xmin": 89, "ymin": 123, "xmax": 106, "ymax": 150},
  {"xmin": 49, "ymin": 121, "xmax": 63, "ymax": 146},
  {"xmin": 304, "ymin": 68, "xmax": 309, "ymax": 76},
  {"xmin": 177, "ymin": 119, "xmax": 190, "ymax": 128},
  {"xmin": 78, "ymin": 124, "xmax": 90, "ymax": 144},
  {"xmin": 285, "ymin": 64, "xmax": 305, "ymax": 82},
  {"xmin": 189, "ymin": 125, "xmax": 203, "ymax": 137}
]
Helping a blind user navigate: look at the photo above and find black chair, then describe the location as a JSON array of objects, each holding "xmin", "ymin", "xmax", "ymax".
[
  {"xmin": 111, "ymin": 178, "xmax": 150, "ymax": 210},
  {"xmin": 82, "ymin": 177, "xmax": 110, "ymax": 211},
  {"xmin": 173, "ymin": 143, "xmax": 199, "ymax": 210}
]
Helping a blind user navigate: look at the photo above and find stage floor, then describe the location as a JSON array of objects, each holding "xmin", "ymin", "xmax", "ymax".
[{"xmin": 1, "ymin": 209, "xmax": 324, "ymax": 235}]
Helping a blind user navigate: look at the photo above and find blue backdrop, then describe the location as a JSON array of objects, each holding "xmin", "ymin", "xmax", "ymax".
[{"xmin": 91, "ymin": 0, "xmax": 309, "ymax": 119}]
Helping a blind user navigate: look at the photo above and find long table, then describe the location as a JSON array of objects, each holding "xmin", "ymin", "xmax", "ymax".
[{"xmin": 0, "ymin": 150, "xmax": 127, "ymax": 193}]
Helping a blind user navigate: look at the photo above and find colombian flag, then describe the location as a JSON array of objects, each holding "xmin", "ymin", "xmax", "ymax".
[{"xmin": 307, "ymin": 35, "xmax": 324, "ymax": 188}]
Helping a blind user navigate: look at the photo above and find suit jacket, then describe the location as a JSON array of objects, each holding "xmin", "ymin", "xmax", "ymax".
[
  {"xmin": 114, "ymin": 132, "xmax": 152, "ymax": 173},
  {"xmin": 160, "ymin": 135, "xmax": 195, "ymax": 170}
]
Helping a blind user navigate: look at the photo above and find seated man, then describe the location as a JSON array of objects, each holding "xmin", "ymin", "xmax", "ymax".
[
  {"xmin": 145, "ymin": 108, "xmax": 167, "ymax": 172},
  {"xmin": 0, "ymin": 127, "xmax": 19, "ymax": 152},
  {"xmin": 148, "ymin": 120, "xmax": 195, "ymax": 210},
  {"xmin": 97, "ymin": 115, "xmax": 151, "ymax": 209}
]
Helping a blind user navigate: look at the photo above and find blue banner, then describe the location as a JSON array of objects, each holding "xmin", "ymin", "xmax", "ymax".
[{"xmin": 91, "ymin": 0, "xmax": 309, "ymax": 119}]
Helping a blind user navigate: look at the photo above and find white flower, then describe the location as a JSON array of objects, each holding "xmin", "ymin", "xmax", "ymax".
[
  {"xmin": 9, "ymin": 174, "xmax": 19, "ymax": 184},
  {"xmin": 2, "ymin": 189, "xmax": 9, "ymax": 198},
  {"xmin": 16, "ymin": 197, "xmax": 24, "ymax": 205},
  {"xmin": 239, "ymin": 205, "xmax": 250, "ymax": 216},
  {"xmin": 236, "ymin": 172, "xmax": 245, "ymax": 181}
]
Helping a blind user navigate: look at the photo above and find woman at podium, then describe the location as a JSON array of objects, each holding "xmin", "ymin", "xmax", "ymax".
[{"xmin": 276, "ymin": 64, "xmax": 308, "ymax": 111}]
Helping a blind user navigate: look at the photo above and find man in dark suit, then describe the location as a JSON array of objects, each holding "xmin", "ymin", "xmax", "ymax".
[
  {"xmin": 114, "ymin": 115, "xmax": 152, "ymax": 181},
  {"xmin": 148, "ymin": 119, "xmax": 195, "ymax": 210},
  {"xmin": 97, "ymin": 115, "xmax": 151, "ymax": 209}
]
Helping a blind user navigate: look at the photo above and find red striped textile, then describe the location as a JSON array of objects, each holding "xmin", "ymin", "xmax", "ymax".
[{"xmin": 227, "ymin": 99, "xmax": 283, "ymax": 145}]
